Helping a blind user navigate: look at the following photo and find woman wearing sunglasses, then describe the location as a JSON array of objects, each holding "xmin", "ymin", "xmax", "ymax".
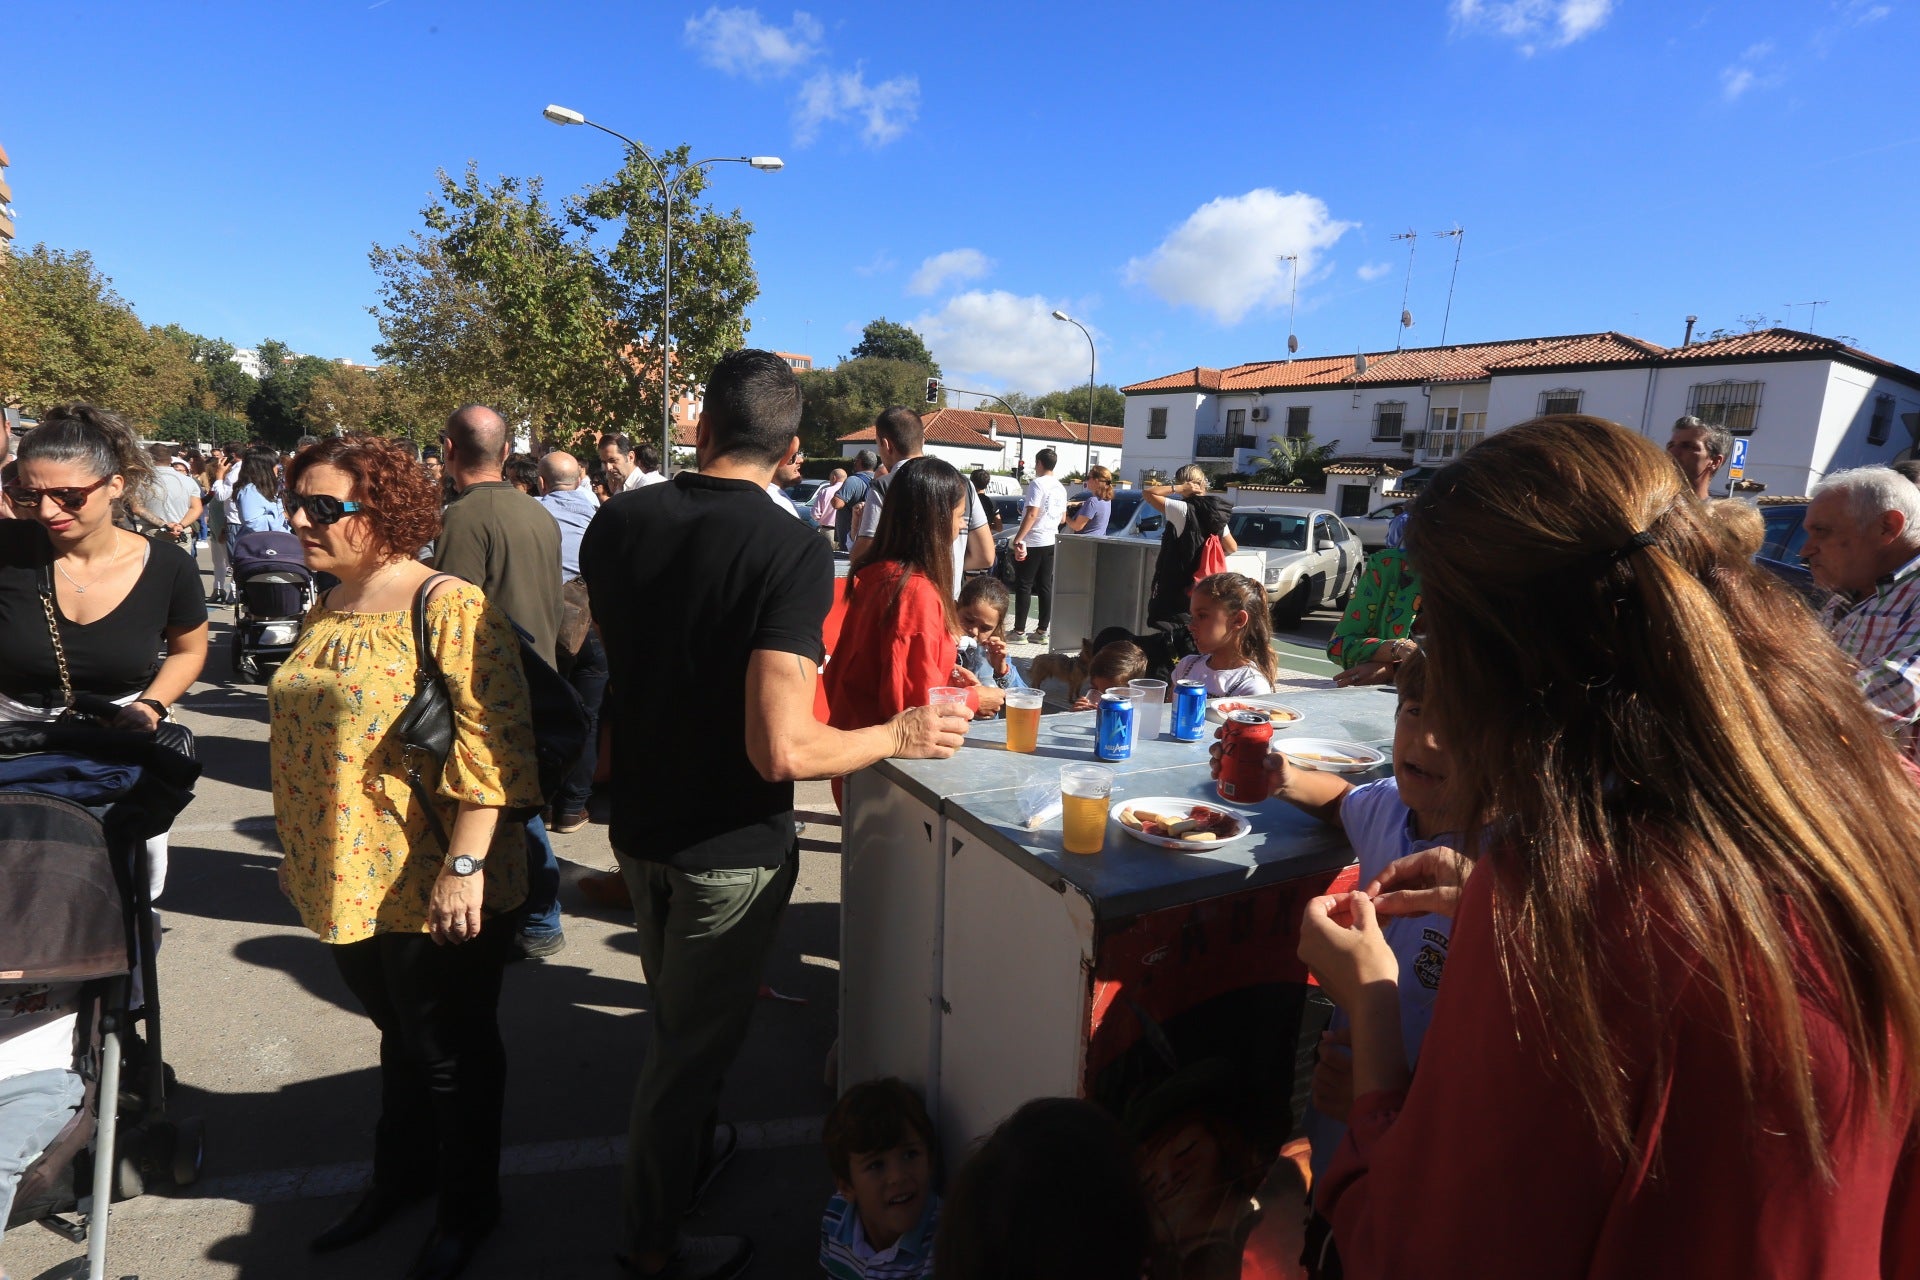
[{"xmin": 268, "ymin": 436, "xmax": 539, "ymax": 1280}]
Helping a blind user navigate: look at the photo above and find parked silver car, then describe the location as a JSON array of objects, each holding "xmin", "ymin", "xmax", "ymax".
[
  {"xmin": 1345, "ymin": 500, "xmax": 1409, "ymax": 550},
  {"xmin": 1227, "ymin": 506, "xmax": 1366, "ymax": 629}
]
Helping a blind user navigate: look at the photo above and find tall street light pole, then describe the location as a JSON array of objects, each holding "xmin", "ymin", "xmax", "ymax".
[
  {"xmin": 1051, "ymin": 310, "xmax": 1096, "ymax": 463},
  {"xmin": 543, "ymin": 105, "xmax": 781, "ymax": 470}
]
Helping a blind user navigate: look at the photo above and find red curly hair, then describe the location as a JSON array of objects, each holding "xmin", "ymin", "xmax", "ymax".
[{"xmin": 286, "ymin": 436, "xmax": 442, "ymax": 561}]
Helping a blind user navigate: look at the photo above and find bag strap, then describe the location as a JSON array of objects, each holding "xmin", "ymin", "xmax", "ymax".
[
  {"xmin": 404, "ymin": 573, "xmax": 462, "ymax": 851},
  {"xmin": 37, "ymin": 561, "xmax": 76, "ymax": 712}
]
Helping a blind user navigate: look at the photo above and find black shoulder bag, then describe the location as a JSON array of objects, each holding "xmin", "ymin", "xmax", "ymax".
[{"xmin": 391, "ymin": 575, "xmax": 590, "ymax": 850}]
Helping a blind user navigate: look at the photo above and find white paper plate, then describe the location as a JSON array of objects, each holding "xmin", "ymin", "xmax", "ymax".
[
  {"xmin": 1207, "ymin": 697, "xmax": 1307, "ymax": 727},
  {"xmin": 1114, "ymin": 797, "xmax": 1254, "ymax": 850},
  {"xmin": 1276, "ymin": 738, "xmax": 1386, "ymax": 774}
]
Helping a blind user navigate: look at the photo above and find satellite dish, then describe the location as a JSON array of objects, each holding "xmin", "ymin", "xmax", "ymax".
[
  {"xmin": 1401, "ymin": 309, "xmax": 1414, "ymax": 329},
  {"xmin": 1287, "ymin": 334, "xmax": 1299, "ymax": 354},
  {"xmin": 1355, "ymin": 352, "xmax": 1368, "ymax": 374}
]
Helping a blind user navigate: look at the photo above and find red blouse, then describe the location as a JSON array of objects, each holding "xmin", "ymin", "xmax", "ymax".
[
  {"xmin": 825, "ymin": 561, "xmax": 976, "ymax": 730},
  {"xmin": 1318, "ymin": 866, "xmax": 1920, "ymax": 1279}
]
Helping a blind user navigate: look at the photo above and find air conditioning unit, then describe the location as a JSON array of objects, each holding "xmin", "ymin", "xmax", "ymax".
[
  {"xmin": 1400, "ymin": 432, "xmax": 1424, "ymax": 451},
  {"xmin": 1249, "ymin": 406, "xmax": 1269, "ymax": 422}
]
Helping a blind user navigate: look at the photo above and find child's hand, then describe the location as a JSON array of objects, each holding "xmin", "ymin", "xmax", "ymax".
[
  {"xmin": 1207, "ymin": 732, "xmax": 1292, "ymax": 800},
  {"xmin": 984, "ymin": 634, "xmax": 1008, "ymax": 673},
  {"xmin": 1311, "ymin": 1028, "xmax": 1354, "ymax": 1123},
  {"xmin": 973, "ymin": 686, "xmax": 1005, "ymax": 718},
  {"xmin": 1367, "ymin": 846, "xmax": 1472, "ymax": 919},
  {"xmin": 949, "ymin": 666, "xmax": 982, "ymax": 688},
  {"xmin": 1071, "ymin": 693, "xmax": 1096, "ymax": 712},
  {"xmin": 1297, "ymin": 891, "xmax": 1398, "ymax": 1011}
]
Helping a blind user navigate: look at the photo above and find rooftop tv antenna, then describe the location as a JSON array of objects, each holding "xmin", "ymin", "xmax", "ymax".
[
  {"xmin": 1390, "ymin": 230, "xmax": 1419, "ymax": 349},
  {"xmin": 1434, "ymin": 225, "xmax": 1465, "ymax": 345},
  {"xmin": 1281, "ymin": 254, "xmax": 1300, "ymax": 359},
  {"xmin": 1785, "ymin": 300, "xmax": 1828, "ymax": 333}
]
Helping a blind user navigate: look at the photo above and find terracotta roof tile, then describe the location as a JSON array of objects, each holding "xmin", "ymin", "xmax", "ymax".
[{"xmin": 837, "ymin": 406, "xmax": 1122, "ymax": 449}]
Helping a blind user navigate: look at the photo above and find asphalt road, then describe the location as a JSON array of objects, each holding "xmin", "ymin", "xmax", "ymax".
[{"xmin": 1, "ymin": 547, "xmax": 1338, "ymax": 1280}]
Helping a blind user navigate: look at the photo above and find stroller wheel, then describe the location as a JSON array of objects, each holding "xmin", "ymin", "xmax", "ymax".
[
  {"xmin": 114, "ymin": 1149, "xmax": 146, "ymax": 1202},
  {"xmin": 171, "ymin": 1116, "xmax": 206, "ymax": 1186}
]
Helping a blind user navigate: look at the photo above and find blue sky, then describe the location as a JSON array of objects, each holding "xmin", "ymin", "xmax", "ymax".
[{"xmin": 6, "ymin": 0, "xmax": 1917, "ymax": 407}]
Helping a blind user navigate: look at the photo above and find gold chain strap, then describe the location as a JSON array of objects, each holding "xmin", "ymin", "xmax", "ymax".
[{"xmin": 38, "ymin": 586, "xmax": 76, "ymax": 711}]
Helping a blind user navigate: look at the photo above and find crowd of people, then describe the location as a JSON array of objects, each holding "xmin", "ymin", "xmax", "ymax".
[{"xmin": 4, "ymin": 355, "xmax": 1920, "ymax": 1279}]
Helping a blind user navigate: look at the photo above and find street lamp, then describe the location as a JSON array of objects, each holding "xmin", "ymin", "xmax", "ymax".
[
  {"xmin": 1051, "ymin": 310, "xmax": 1097, "ymax": 462},
  {"xmin": 543, "ymin": 104, "xmax": 782, "ymax": 470}
]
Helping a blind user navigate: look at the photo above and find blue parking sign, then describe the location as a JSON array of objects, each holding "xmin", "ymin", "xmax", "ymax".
[{"xmin": 1728, "ymin": 437, "xmax": 1749, "ymax": 480}]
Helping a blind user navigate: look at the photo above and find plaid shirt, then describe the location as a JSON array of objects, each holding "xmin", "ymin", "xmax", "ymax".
[{"xmin": 1821, "ymin": 549, "xmax": 1920, "ymax": 759}]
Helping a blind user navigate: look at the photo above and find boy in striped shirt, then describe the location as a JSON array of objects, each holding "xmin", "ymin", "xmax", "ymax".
[{"xmin": 820, "ymin": 1078, "xmax": 939, "ymax": 1279}]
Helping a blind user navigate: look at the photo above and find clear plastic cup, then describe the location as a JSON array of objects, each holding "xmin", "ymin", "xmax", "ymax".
[
  {"xmin": 1128, "ymin": 679, "xmax": 1167, "ymax": 740},
  {"xmin": 1060, "ymin": 764, "xmax": 1115, "ymax": 854},
  {"xmin": 1004, "ymin": 689, "xmax": 1044, "ymax": 753},
  {"xmin": 929, "ymin": 687, "xmax": 970, "ymax": 707}
]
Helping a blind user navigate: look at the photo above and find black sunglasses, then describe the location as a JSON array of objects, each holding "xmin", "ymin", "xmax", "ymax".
[
  {"xmin": 285, "ymin": 493, "xmax": 365, "ymax": 525},
  {"xmin": 4, "ymin": 476, "xmax": 114, "ymax": 513}
]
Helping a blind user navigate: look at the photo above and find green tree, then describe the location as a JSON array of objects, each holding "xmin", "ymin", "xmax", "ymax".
[
  {"xmin": 848, "ymin": 318, "xmax": 939, "ymax": 375},
  {"xmin": 159, "ymin": 404, "xmax": 249, "ymax": 446},
  {"xmin": 1023, "ymin": 383, "xmax": 1125, "ymax": 426},
  {"xmin": 795, "ymin": 357, "xmax": 934, "ymax": 457},
  {"xmin": 246, "ymin": 343, "xmax": 334, "ymax": 445},
  {"xmin": 1251, "ymin": 434, "xmax": 1340, "ymax": 487}
]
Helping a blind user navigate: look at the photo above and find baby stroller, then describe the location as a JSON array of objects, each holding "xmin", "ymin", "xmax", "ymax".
[
  {"xmin": 230, "ymin": 529, "xmax": 315, "ymax": 684},
  {"xmin": 0, "ymin": 712, "xmax": 206, "ymax": 1279}
]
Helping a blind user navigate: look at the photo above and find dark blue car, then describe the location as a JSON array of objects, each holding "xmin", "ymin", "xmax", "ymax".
[{"xmin": 1756, "ymin": 500, "xmax": 1816, "ymax": 599}]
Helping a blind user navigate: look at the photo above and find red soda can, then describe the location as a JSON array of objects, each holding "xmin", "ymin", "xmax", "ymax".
[{"xmin": 1217, "ymin": 710, "xmax": 1274, "ymax": 802}]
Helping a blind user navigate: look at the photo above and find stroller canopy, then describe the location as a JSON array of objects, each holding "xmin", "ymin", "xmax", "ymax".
[{"xmin": 231, "ymin": 530, "xmax": 312, "ymax": 581}]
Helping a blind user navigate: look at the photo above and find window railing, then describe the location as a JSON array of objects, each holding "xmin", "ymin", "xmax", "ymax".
[{"xmin": 1196, "ymin": 434, "xmax": 1256, "ymax": 457}]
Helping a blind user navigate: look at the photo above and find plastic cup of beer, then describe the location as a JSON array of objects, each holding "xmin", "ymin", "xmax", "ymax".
[
  {"xmin": 929, "ymin": 687, "xmax": 970, "ymax": 708},
  {"xmin": 1128, "ymin": 680, "xmax": 1167, "ymax": 740},
  {"xmin": 1005, "ymin": 689, "xmax": 1044, "ymax": 753},
  {"xmin": 1060, "ymin": 764, "xmax": 1115, "ymax": 855}
]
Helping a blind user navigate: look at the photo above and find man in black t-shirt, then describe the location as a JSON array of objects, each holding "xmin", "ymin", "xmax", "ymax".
[{"xmin": 581, "ymin": 349, "xmax": 967, "ymax": 1280}]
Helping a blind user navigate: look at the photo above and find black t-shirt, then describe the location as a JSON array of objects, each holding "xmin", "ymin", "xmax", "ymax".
[
  {"xmin": 580, "ymin": 471, "xmax": 833, "ymax": 870},
  {"xmin": 0, "ymin": 521, "xmax": 208, "ymax": 703}
]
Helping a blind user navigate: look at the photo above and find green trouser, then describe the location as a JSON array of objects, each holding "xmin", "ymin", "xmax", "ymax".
[{"xmin": 616, "ymin": 850, "xmax": 799, "ymax": 1256}]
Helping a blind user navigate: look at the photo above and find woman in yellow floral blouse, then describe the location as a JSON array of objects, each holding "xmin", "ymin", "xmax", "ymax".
[{"xmin": 268, "ymin": 435, "xmax": 538, "ymax": 1280}]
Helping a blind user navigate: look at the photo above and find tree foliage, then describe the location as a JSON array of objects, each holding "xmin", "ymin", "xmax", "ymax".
[
  {"xmin": 370, "ymin": 155, "xmax": 761, "ymax": 447},
  {"xmin": 1251, "ymin": 434, "xmax": 1341, "ymax": 487},
  {"xmin": 303, "ymin": 363, "xmax": 439, "ymax": 443},
  {"xmin": 795, "ymin": 357, "xmax": 933, "ymax": 457},
  {"xmin": 848, "ymin": 318, "xmax": 939, "ymax": 374}
]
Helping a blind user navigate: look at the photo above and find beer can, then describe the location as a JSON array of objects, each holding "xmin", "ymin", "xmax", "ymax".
[
  {"xmin": 1170, "ymin": 680, "xmax": 1209, "ymax": 742},
  {"xmin": 1217, "ymin": 710, "xmax": 1274, "ymax": 801},
  {"xmin": 1096, "ymin": 690, "xmax": 1135, "ymax": 762}
]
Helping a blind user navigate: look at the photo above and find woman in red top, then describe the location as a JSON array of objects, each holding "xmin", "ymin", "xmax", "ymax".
[
  {"xmin": 827, "ymin": 457, "xmax": 1005, "ymax": 730},
  {"xmin": 1295, "ymin": 416, "xmax": 1920, "ymax": 1278}
]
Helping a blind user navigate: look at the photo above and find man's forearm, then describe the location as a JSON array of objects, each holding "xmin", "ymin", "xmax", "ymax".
[{"xmin": 765, "ymin": 716, "xmax": 905, "ymax": 782}]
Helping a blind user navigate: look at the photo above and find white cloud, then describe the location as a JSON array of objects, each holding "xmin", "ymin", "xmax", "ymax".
[
  {"xmin": 1450, "ymin": 0, "xmax": 1614, "ymax": 52},
  {"xmin": 683, "ymin": 7, "xmax": 823, "ymax": 78},
  {"xmin": 1357, "ymin": 261, "xmax": 1393, "ymax": 282},
  {"xmin": 853, "ymin": 250, "xmax": 897, "ymax": 278},
  {"xmin": 1123, "ymin": 189, "xmax": 1355, "ymax": 326},
  {"xmin": 907, "ymin": 249, "xmax": 993, "ymax": 296},
  {"xmin": 794, "ymin": 65, "xmax": 920, "ymax": 146},
  {"xmin": 914, "ymin": 292, "xmax": 1095, "ymax": 391},
  {"xmin": 1720, "ymin": 42, "xmax": 1782, "ymax": 101}
]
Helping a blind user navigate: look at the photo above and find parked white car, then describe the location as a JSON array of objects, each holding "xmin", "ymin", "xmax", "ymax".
[
  {"xmin": 1227, "ymin": 506, "xmax": 1366, "ymax": 629},
  {"xmin": 1345, "ymin": 499, "xmax": 1409, "ymax": 551}
]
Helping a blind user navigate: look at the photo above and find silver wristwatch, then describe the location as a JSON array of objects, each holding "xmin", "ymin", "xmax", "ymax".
[{"xmin": 443, "ymin": 853, "xmax": 486, "ymax": 877}]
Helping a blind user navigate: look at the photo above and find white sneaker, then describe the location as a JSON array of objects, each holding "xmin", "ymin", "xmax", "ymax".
[{"xmin": 1005, "ymin": 631, "xmax": 1026, "ymax": 643}]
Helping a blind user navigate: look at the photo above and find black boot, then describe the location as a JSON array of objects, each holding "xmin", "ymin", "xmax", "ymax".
[{"xmin": 310, "ymin": 1185, "xmax": 426, "ymax": 1254}]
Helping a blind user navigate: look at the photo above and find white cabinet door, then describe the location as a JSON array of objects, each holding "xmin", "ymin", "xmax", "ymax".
[{"xmin": 936, "ymin": 825, "xmax": 1096, "ymax": 1166}]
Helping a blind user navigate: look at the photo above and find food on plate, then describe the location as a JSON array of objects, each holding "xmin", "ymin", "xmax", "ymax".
[
  {"xmin": 1117, "ymin": 804, "xmax": 1240, "ymax": 841},
  {"xmin": 1214, "ymin": 700, "xmax": 1300, "ymax": 725},
  {"xmin": 1291, "ymin": 751, "xmax": 1368, "ymax": 765}
]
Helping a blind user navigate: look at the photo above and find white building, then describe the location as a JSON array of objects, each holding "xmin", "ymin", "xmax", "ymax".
[
  {"xmin": 1121, "ymin": 329, "xmax": 1920, "ymax": 516},
  {"xmin": 230, "ymin": 348, "xmax": 266, "ymax": 379},
  {"xmin": 839, "ymin": 406, "xmax": 1124, "ymax": 477}
]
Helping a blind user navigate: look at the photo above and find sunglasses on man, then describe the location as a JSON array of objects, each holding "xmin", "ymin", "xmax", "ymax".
[
  {"xmin": 4, "ymin": 476, "xmax": 114, "ymax": 512},
  {"xmin": 285, "ymin": 493, "xmax": 365, "ymax": 525}
]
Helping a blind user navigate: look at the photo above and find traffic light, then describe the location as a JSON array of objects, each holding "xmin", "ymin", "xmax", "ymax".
[{"xmin": 924, "ymin": 377, "xmax": 940, "ymax": 405}]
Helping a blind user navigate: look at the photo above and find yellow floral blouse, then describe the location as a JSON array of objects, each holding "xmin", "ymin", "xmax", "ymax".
[{"xmin": 268, "ymin": 584, "xmax": 541, "ymax": 943}]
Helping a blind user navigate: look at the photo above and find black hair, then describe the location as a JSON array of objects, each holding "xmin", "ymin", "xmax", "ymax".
[
  {"xmin": 848, "ymin": 455, "xmax": 967, "ymax": 634},
  {"xmin": 957, "ymin": 575, "xmax": 1011, "ymax": 635},
  {"xmin": 635, "ymin": 442, "xmax": 661, "ymax": 471},
  {"xmin": 823, "ymin": 1078, "xmax": 936, "ymax": 1184},
  {"xmin": 234, "ymin": 446, "xmax": 281, "ymax": 499},
  {"xmin": 503, "ymin": 452, "xmax": 540, "ymax": 494},
  {"xmin": 1035, "ymin": 446, "xmax": 1058, "ymax": 472},
  {"xmin": 933, "ymin": 1098, "xmax": 1150, "ymax": 1280},
  {"xmin": 702, "ymin": 348, "xmax": 803, "ymax": 466},
  {"xmin": 874, "ymin": 406, "xmax": 925, "ymax": 457},
  {"xmin": 20, "ymin": 405, "xmax": 157, "ymax": 496},
  {"xmin": 599, "ymin": 432, "xmax": 635, "ymax": 456}
]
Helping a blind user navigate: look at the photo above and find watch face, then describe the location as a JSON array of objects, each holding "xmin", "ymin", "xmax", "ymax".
[{"xmin": 452, "ymin": 855, "xmax": 477, "ymax": 875}]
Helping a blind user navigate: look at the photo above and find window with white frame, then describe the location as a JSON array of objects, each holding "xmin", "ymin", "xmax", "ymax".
[
  {"xmin": 1371, "ymin": 401, "xmax": 1405, "ymax": 441},
  {"xmin": 1686, "ymin": 380, "xmax": 1764, "ymax": 435},
  {"xmin": 1537, "ymin": 388, "xmax": 1583, "ymax": 416},
  {"xmin": 1424, "ymin": 408, "xmax": 1487, "ymax": 462},
  {"xmin": 1287, "ymin": 406, "xmax": 1311, "ymax": 438},
  {"xmin": 1148, "ymin": 407, "xmax": 1167, "ymax": 439},
  {"xmin": 1869, "ymin": 394, "xmax": 1895, "ymax": 446}
]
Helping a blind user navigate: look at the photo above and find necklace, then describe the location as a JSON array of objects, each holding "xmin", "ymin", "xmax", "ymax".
[{"xmin": 55, "ymin": 540, "xmax": 128, "ymax": 594}]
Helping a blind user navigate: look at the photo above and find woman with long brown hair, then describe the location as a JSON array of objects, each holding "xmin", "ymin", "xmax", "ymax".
[
  {"xmin": 827, "ymin": 456, "xmax": 1004, "ymax": 728},
  {"xmin": 1296, "ymin": 415, "xmax": 1920, "ymax": 1276}
]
